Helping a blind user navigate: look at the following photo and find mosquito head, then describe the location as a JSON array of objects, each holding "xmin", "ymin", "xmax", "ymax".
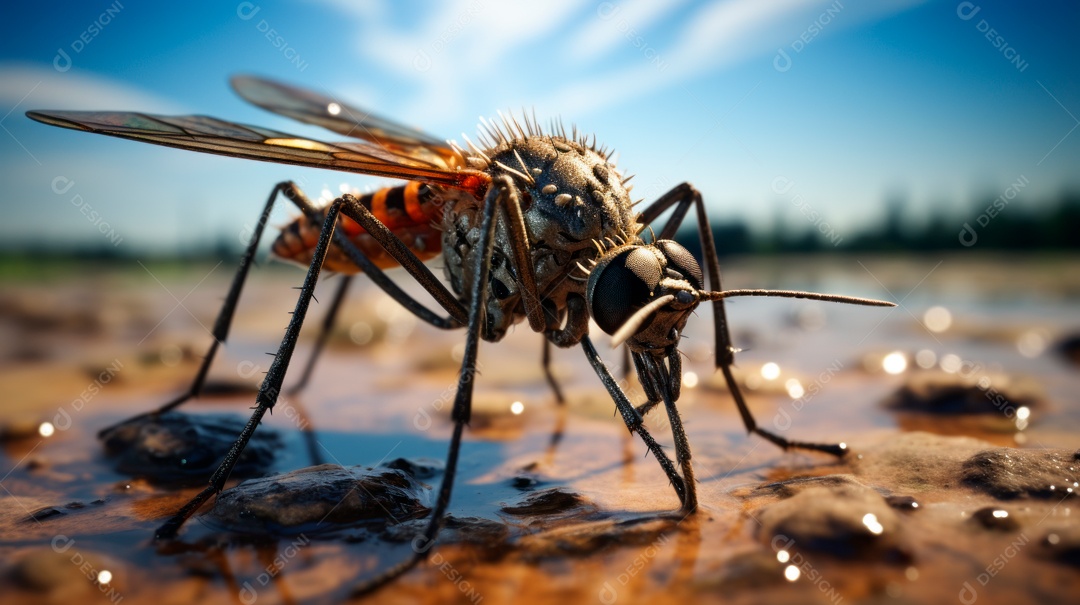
[{"xmin": 587, "ymin": 240, "xmax": 703, "ymax": 354}]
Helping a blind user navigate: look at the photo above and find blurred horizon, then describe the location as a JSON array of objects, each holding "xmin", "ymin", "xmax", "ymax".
[{"xmin": 2, "ymin": 0, "xmax": 1078, "ymax": 255}]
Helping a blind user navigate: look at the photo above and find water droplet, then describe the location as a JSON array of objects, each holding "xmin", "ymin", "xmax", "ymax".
[
  {"xmin": 923, "ymin": 306, "xmax": 952, "ymax": 332},
  {"xmin": 349, "ymin": 321, "xmax": 373, "ymax": 346},
  {"xmin": 1017, "ymin": 331, "xmax": 1047, "ymax": 358},
  {"xmin": 761, "ymin": 362, "xmax": 780, "ymax": 381},
  {"xmin": 784, "ymin": 564, "xmax": 800, "ymax": 581},
  {"xmin": 883, "ymin": 352, "xmax": 908, "ymax": 374},
  {"xmin": 862, "ymin": 513, "xmax": 884, "ymax": 535},
  {"xmin": 785, "ymin": 378, "xmax": 805, "ymax": 399},
  {"xmin": 915, "ymin": 349, "xmax": 937, "ymax": 369},
  {"xmin": 940, "ymin": 353, "xmax": 963, "ymax": 373}
]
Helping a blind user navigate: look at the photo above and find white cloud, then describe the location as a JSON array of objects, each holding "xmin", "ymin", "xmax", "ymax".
[
  {"xmin": 315, "ymin": 0, "xmax": 930, "ymax": 124},
  {"xmin": 0, "ymin": 63, "xmax": 187, "ymax": 113},
  {"xmin": 566, "ymin": 0, "xmax": 690, "ymax": 62}
]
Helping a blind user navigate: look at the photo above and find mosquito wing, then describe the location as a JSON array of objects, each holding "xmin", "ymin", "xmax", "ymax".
[
  {"xmin": 231, "ymin": 75, "xmax": 457, "ymax": 168},
  {"xmin": 25, "ymin": 110, "xmax": 486, "ymax": 192}
]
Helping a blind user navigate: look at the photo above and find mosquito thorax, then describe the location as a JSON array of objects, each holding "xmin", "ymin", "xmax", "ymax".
[
  {"xmin": 444, "ymin": 129, "xmax": 639, "ymax": 342},
  {"xmin": 587, "ymin": 240, "xmax": 704, "ymax": 353}
]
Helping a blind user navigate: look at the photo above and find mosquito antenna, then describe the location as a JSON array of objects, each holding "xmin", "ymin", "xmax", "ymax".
[
  {"xmin": 699, "ymin": 289, "xmax": 895, "ymax": 307},
  {"xmin": 610, "ymin": 294, "xmax": 675, "ymax": 347}
]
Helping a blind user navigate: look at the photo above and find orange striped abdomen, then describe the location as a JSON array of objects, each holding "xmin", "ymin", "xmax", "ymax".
[{"xmin": 271, "ymin": 181, "xmax": 446, "ymax": 274}]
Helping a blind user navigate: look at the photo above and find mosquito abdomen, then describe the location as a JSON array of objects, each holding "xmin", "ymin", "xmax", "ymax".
[{"xmin": 271, "ymin": 181, "xmax": 447, "ymax": 274}]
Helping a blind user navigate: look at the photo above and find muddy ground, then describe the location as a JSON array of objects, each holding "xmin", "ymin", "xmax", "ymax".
[{"xmin": 0, "ymin": 253, "xmax": 1077, "ymax": 604}]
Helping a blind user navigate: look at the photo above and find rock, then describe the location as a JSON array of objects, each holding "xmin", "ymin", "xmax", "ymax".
[
  {"xmin": 851, "ymin": 432, "xmax": 993, "ymax": 494},
  {"xmin": 961, "ymin": 448, "xmax": 1080, "ymax": 500},
  {"xmin": 511, "ymin": 475, "xmax": 541, "ymax": 490},
  {"xmin": 99, "ymin": 412, "xmax": 281, "ymax": 486},
  {"xmin": 884, "ymin": 495, "xmax": 921, "ymax": 511},
  {"xmin": 23, "ymin": 500, "xmax": 105, "ymax": 524},
  {"xmin": 969, "ymin": 506, "xmax": 1021, "ymax": 531},
  {"xmin": 1040, "ymin": 526, "xmax": 1080, "ymax": 566},
  {"xmin": 501, "ymin": 488, "xmax": 591, "ymax": 516},
  {"xmin": 9, "ymin": 547, "xmax": 122, "ymax": 596},
  {"xmin": 1055, "ymin": 332, "xmax": 1080, "ymax": 367},
  {"xmin": 516, "ymin": 516, "xmax": 672, "ymax": 559},
  {"xmin": 884, "ymin": 370, "xmax": 1042, "ymax": 416},
  {"xmin": 0, "ymin": 414, "xmax": 45, "ymax": 442},
  {"xmin": 442, "ymin": 516, "xmax": 512, "ymax": 547},
  {"xmin": 204, "ymin": 463, "xmax": 431, "ymax": 534},
  {"xmin": 756, "ymin": 478, "xmax": 911, "ymax": 563},
  {"xmin": 750, "ymin": 474, "xmax": 866, "ymax": 500},
  {"xmin": 385, "ymin": 457, "xmax": 444, "ymax": 480},
  {"xmin": 377, "ymin": 515, "xmax": 512, "ymax": 549}
]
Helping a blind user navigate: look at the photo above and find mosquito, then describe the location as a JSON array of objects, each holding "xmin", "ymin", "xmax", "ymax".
[{"xmin": 27, "ymin": 76, "xmax": 894, "ymax": 595}]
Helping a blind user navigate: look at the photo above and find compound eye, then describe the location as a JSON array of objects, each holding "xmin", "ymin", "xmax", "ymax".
[
  {"xmin": 587, "ymin": 246, "xmax": 662, "ymax": 335},
  {"xmin": 657, "ymin": 240, "xmax": 703, "ymax": 290}
]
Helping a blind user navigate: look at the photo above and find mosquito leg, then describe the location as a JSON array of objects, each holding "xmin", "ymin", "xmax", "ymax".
[
  {"xmin": 287, "ymin": 275, "xmax": 352, "ymax": 396},
  {"xmin": 541, "ymin": 338, "xmax": 566, "ymax": 405},
  {"xmin": 98, "ymin": 181, "xmax": 316, "ymax": 438},
  {"xmin": 641, "ymin": 183, "xmax": 846, "ymax": 457},
  {"xmin": 333, "ymin": 196, "xmax": 467, "ymax": 327},
  {"xmin": 580, "ymin": 335, "xmax": 687, "ymax": 506},
  {"xmin": 542, "ymin": 294, "xmax": 591, "ymax": 454},
  {"xmin": 643, "ymin": 352, "xmax": 697, "ymax": 512},
  {"xmin": 350, "ymin": 176, "xmax": 511, "ymax": 597},
  {"xmin": 156, "ymin": 198, "xmax": 345, "ymax": 539}
]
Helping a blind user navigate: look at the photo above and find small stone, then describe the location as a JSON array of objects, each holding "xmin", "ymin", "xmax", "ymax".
[
  {"xmin": 1055, "ymin": 332, "xmax": 1080, "ymax": 367},
  {"xmin": 756, "ymin": 479, "xmax": 911, "ymax": 563},
  {"xmin": 204, "ymin": 463, "xmax": 431, "ymax": 534},
  {"xmin": 0, "ymin": 415, "xmax": 44, "ymax": 442},
  {"xmin": 885, "ymin": 495, "xmax": 921, "ymax": 511},
  {"xmin": 23, "ymin": 506, "xmax": 66, "ymax": 523},
  {"xmin": 511, "ymin": 475, "xmax": 540, "ymax": 490},
  {"xmin": 962, "ymin": 448, "xmax": 1080, "ymax": 500},
  {"xmin": 100, "ymin": 412, "xmax": 281, "ymax": 486},
  {"xmin": 9, "ymin": 547, "xmax": 122, "ymax": 595},
  {"xmin": 851, "ymin": 432, "xmax": 994, "ymax": 494},
  {"xmin": 1040, "ymin": 527, "xmax": 1080, "ymax": 566},
  {"xmin": 885, "ymin": 370, "xmax": 1041, "ymax": 416},
  {"xmin": 969, "ymin": 507, "xmax": 1021, "ymax": 531},
  {"xmin": 501, "ymin": 488, "xmax": 590, "ymax": 516},
  {"xmin": 385, "ymin": 457, "xmax": 444, "ymax": 480}
]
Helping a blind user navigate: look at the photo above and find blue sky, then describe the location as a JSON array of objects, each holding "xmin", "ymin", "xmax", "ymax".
[{"xmin": 1, "ymin": 0, "xmax": 1077, "ymax": 252}]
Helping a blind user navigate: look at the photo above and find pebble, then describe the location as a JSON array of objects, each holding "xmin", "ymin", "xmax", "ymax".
[
  {"xmin": 969, "ymin": 506, "xmax": 1021, "ymax": 531},
  {"xmin": 9, "ymin": 548, "xmax": 122, "ymax": 595},
  {"xmin": 756, "ymin": 479, "xmax": 911, "ymax": 563},
  {"xmin": 204, "ymin": 463, "xmax": 431, "ymax": 534},
  {"xmin": 99, "ymin": 412, "xmax": 281, "ymax": 486},
  {"xmin": 1040, "ymin": 526, "xmax": 1080, "ymax": 566},
  {"xmin": 962, "ymin": 448, "xmax": 1079, "ymax": 500},
  {"xmin": 501, "ymin": 487, "xmax": 591, "ymax": 516},
  {"xmin": 885, "ymin": 370, "xmax": 1041, "ymax": 416}
]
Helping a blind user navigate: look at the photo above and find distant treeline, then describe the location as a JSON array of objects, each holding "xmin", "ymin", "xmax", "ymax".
[
  {"xmin": 675, "ymin": 190, "xmax": 1080, "ymax": 258},
  {"xmin": 3, "ymin": 191, "xmax": 1078, "ymax": 264}
]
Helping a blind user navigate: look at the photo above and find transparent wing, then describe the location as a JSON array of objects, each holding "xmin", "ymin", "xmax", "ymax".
[
  {"xmin": 26, "ymin": 110, "xmax": 484, "ymax": 191},
  {"xmin": 231, "ymin": 75, "xmax": 457, "ymax": 167}
]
